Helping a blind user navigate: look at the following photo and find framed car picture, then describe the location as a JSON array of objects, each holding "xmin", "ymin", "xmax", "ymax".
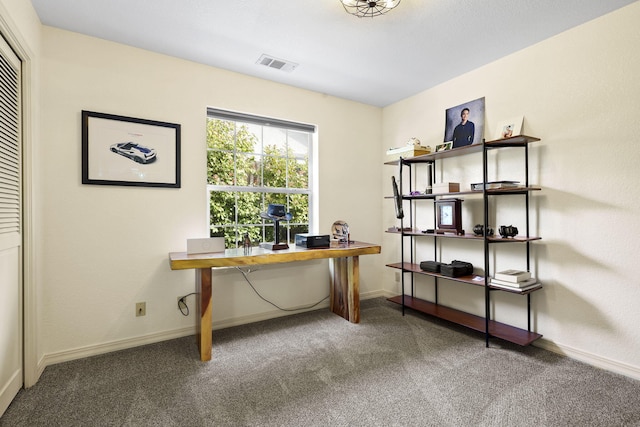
[{"xmin": 81, "ymin": 110, "xmax": 181, "ymax": 188}]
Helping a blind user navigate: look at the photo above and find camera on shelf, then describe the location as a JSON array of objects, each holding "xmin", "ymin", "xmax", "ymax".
[
  {"xmin": 499, "ymin": 225, "xmax": 518, "ymax": 238},
  {"xmin": 472, "ymin": 224, "xmax": 494, "ymax": 236}
]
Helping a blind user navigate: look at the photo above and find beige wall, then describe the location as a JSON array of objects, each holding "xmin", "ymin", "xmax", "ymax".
[
  {"xmin": 382, "ymin": 2, "xmax": 640, "ymax": 377},
  {"xmin": 39, "ymin": 27, "xmax": 383, "ymax": 363}
]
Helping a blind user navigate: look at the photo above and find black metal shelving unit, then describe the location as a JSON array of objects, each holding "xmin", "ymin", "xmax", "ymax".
[{"xmin": 385, "ymin": 135, "xmax": 543, "ymax": 346}]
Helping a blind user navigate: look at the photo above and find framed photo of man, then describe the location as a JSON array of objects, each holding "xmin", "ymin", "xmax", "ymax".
[{"xmin": 443, "ymin": 97, "xmax": 485, "ymax": 148}]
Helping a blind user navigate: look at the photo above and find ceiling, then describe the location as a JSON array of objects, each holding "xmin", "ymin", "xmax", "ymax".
[{"xmin": 31, "ymin": 0, "xmax": 636, "ymax": 107}]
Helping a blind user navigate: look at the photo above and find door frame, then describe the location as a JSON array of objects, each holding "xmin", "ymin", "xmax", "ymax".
[{"xmin": 0, "ymin": 5, "xmax": 39, "ymax": 388}]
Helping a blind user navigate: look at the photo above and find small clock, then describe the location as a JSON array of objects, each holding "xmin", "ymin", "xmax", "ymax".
[{"xmin": 436, "ymin": 198, "xmax": 464, "ymax": 235}]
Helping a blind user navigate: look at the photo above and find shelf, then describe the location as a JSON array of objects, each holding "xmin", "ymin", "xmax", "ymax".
[
  {"xmin": 385, "ymin": 230, "xmax": 542, "ymax": 242},
  {"xmin": 384, "ymin": 135, "xmax": 540, "ymax": 165},
  {"xmin": 383, "ymin": 187, "xmax": 542, "ymax": 200},
  {"xmin": 399, "ymin": 187, "xmax": 542, "ymax": 199},
  {"xmin": 386, "ymin": 262, "xmax": 486, "ymax": 286},
  {"xmin": 385, "ymin": 133, "xmax": 542, "ymax": 348},
  {"xmin": 387, "ymin": 295, "xmax": 542, "ymax": 346},
  {"xmin": 488, "ymin": 283, "xmax": 543, "ymax": 295},
  {"xmin": 386, "ymin": 262, "xmax": 543, "ymax": 295}
]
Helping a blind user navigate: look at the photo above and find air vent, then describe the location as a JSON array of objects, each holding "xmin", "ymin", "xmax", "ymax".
[{"xmin": 256, "ymin": 54, "xmax": 298, "ymax": 73}]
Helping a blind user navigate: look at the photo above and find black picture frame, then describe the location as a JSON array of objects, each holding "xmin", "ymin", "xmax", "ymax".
[{"xmin": 82, "ymin": 110, "xmax": 181, "ymax": 188}]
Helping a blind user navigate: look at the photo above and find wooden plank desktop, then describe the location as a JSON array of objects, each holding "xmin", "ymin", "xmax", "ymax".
[{"xmin": 169, "ymin": 241, "xmax": 381, "ymax": 361}]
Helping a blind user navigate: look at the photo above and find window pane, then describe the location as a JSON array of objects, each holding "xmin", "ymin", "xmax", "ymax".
[
  {"xmin": 210, "ymin": 191, "xmax": 236, "ymax": 226},
  {"xmin": 207, "ymin": 150, "xmax": 234, "ymax": 185},
  {"xmin": 288, "ymin": 130, "xmax": 310, "ymax": 157},
  {"xmin": 236, "ymin": 122, "xmax": 262, "ymax": 154},
  {"xmin": 237, "ymin": 191, "xmax": 262, "ymax": 225},
  {"xmin": 288, "ymin": 157, "xmax": 308, "ymax": 189},
  {"xmin": 237, "ymin": 225, "xmax": 261, "ymax": 247},
  {"xmin": 264, "ymin": 193, "xmax": 287, "ymax": 210},
  {"xmin": 263, "ymin": 126, "xmax": 287, "ymax": 155},
  {"xmin": 264, "ymin": 224, "xmax": 275, "ymax": 243},
  {"xmin": 236, "ymin": 153, "xmax": 261, "ymax": 186},
  {"xmin": 289, "ymin": 193, "xmax": 308, "ymax": 223},
  {"xmin": 207, "ymin": 118, "xmax": 235, "ymax": 150},
  {"xmin": 263, "ymin": 152, "xmax": 287, "ymax": 188}
]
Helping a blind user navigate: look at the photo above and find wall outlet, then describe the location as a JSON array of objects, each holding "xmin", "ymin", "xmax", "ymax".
[
  {"xmin": 136, "ymin": 302, "xmax": 146, "ymax": 317},
  {"xmin": 395, "ymin": 272, "xmax": 401, "ymax": 282}
]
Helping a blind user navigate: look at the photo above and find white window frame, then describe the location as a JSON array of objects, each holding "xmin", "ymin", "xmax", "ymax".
[{"xmin": 206, "ymin": 108, "xmax": 316, "ymax": 247}]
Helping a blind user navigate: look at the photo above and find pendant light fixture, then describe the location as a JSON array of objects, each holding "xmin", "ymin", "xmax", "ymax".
[{"xmin": 340, "ymin": 0, "xmax": 401, "ymax": 18}]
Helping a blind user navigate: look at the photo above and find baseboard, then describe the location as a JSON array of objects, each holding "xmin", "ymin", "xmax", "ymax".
[
  {"xmin": 0, "ymin": 368, "xmax": 21, "ymax": 417},
  {"xmin": 42, "ymin": 326, "xmax": 196, "ymax": 367},
  {"xmin": 210, "ymin": 290, "xmax": 389, "ymax": 331},
  {"xmin": 534, "ymin": 338, "xmax": 640, "ymax": 381},
  {"xmin": 39, "ymin": 292, "xmax": 639, "ymax": 386},
  {"xmin": 39, "ymin": 291, "xmax": 388, "ymax": 368}
]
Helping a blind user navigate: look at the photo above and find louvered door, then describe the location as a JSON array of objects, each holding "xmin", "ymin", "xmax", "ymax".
[{"xmin": 0, "ymin": 33, "xmax": 22, "ymax": 417}]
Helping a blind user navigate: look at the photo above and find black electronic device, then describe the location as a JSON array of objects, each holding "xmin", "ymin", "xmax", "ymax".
[
  {"xmin": 391, "ymin": 176, "xmax": 404, "ymax": 219},
  {"xmin": 295, "ymin": 233, "xmax": 330, "ymax": 248}
]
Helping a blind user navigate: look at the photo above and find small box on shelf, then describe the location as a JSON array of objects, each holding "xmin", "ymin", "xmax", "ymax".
[
  {"xmin": 432, "ymin": 182, "xmax": 460, "ymax": 194},
  {"xmin": 386, "ymin": 146, "xmax": 431, "ymax": 161}
]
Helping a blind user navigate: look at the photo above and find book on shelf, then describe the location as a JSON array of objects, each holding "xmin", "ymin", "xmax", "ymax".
[
  {"xmin": 489, "ymin": 281, "xmax": 540, "ymax": 292},
  {"xmin": 494, "ymin": 269, "xmax": 531, "ymax": 283},
  {"xmin": 490, "ymin": 277, "xmax": 538, "ymax": 288},
  {"xmin": 470, "ymin": 181, "xmax": 521, "ymax": 191}
]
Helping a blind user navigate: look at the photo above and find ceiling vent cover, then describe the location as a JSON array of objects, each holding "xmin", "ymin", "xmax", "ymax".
[{"xmin": 256, "ymin": 54, "xmax": 298, "ymax": 73}]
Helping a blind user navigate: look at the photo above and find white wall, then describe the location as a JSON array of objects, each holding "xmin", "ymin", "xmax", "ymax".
[
  {"xmin": 382, "ymin": 2, "xmax": 640, "ymax": 377},
  {"xmin": 39, "ymin": 27, "xmax": 383, "ymax": 364}
]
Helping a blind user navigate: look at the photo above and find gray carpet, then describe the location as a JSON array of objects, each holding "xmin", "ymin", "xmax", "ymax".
[{"xmin": 2, "ymin": 298, "xmax": 640, "ymax": 426}]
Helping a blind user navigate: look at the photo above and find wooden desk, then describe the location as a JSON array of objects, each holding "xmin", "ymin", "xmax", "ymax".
[{"xmin": 169, "ymin": 241, "xmax": 381, "ymax": 361}]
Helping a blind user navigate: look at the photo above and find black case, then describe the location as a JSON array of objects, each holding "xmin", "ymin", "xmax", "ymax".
[
  {"xmin": 440, "ymin": 260, "xmax": 473, "ymax": 277},
  {"xmin": 419, "ymin": 261, "xmax": 442, "ymax": 273}
]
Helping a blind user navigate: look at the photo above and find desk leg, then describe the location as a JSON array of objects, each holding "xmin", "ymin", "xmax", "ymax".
[
  {"xmin": 329, "ymin": 256, "xmax": 360, "ymax": 323},
  {"xmin": 196, "ymin": 267, "xmax": 212, "ymax": 361}
]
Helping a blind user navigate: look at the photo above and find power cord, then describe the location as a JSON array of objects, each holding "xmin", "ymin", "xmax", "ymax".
[
  {"xmin": 235, "ymin": 267, "xmax": 329, "ymax": 312},
  {"xmin": 177, "ymin": 269, "xmax": 329, "ymax": 315},
  {"xmin": 177, "ymin": 292, "xmax": 197, "ymax": 316}
]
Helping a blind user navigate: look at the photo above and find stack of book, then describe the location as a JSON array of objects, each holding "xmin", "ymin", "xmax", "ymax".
[
  {"xmin": 470, "ymin": 181, "xmax": 521, "ymax": 191},
  {"xmin": 490, "ymin": 269, "xmax": 540, "ymax": 291}
]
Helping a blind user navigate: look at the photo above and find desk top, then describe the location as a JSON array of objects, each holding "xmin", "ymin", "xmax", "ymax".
[{"xmin": 169, "ymin": 241, "xmax": 381, "ymax": 270}]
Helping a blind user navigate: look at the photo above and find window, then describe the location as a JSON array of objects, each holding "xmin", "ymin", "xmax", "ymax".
[{"xmin": 207, "ymin": 108, "xmax": 315, "ymax": 248}]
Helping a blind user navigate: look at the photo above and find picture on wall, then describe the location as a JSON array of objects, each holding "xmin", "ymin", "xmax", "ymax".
[
  {"xmin": 82, "ymin": 110, "xmax": 181, "ymax": 188},
  {"xmin": 494, "ymin": 115, "xmax": 524, "ymax": 140},
  {"xmin": 443, "ymin": 97, "xmax": 485, "ymax": 148}
]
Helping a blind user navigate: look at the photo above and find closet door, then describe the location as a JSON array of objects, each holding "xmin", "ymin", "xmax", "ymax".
[{"xmin": 0, "ymin": 33, "xmax": 22, "ymax": 416}]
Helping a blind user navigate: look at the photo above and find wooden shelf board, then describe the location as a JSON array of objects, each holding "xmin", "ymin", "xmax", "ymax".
[
  {"xmin": 387, "ymin": 295, "xmax": 542, "ymax": 346},
  {"xmin": 386, "ymin": 263, "xmax": 543, "ymax": 295},
  {"xmin": 384, "ymin": 230, "xmax": 542, "ymax": 242},
  {"xmin": 384, "ymin": 135, "xmax": 541, "ymax": 164},
  {"xmin": 386, "ymin": 262, "xmax": 486, "ymax": 286},
  {"xmin": 395, "ymin": 187, "xmax": 542, "ymax": 199}
]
